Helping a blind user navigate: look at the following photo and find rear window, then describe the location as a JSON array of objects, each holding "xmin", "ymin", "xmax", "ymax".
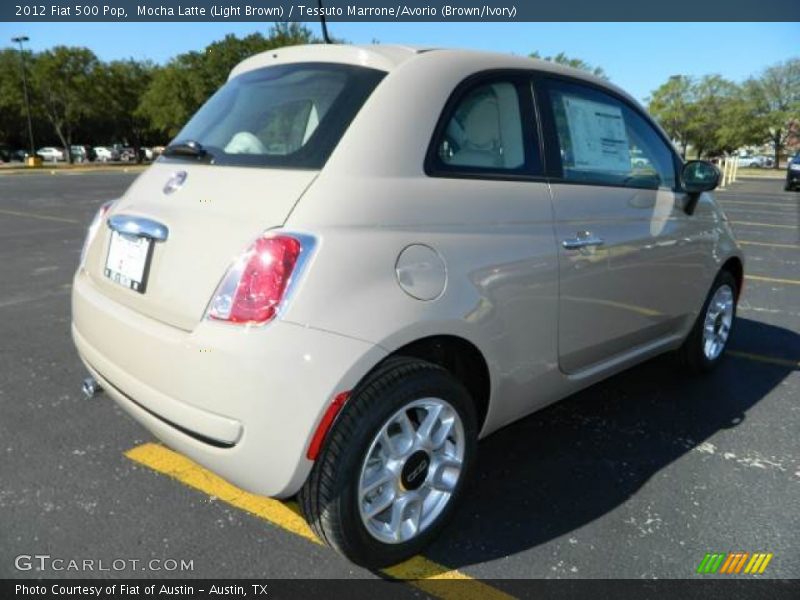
[{"xmin": 161, "ymin": 63, "xmax": 385, "ymax": 169}]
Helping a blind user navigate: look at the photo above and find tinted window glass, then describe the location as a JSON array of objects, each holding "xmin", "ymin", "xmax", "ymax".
[
  {"xmin": 162, "ymin": 63, "xmax": 385, "ymax": 169},
  {"xmin": 431, "ymin": 79, "xmax": 541, "ymax": 175},
  {"xmin": 546, "ymin": 80, "xmax": 676, "ymax": 189}
]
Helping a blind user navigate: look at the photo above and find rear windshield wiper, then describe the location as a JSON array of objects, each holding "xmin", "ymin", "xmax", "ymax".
[{"xmin": 163, "ymin": 140, "xmax": 209, "ymax": 159}]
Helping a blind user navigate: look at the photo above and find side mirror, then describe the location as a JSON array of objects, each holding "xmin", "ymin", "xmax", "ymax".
[{"xmin": 681, "ymin": 160, "xmax": 720, "ymax": 214}]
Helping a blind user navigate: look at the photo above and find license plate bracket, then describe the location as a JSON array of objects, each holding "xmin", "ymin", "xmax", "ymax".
[{"xmin": 104, "ymin": 230, "xmax": 154, "ymax": 294}]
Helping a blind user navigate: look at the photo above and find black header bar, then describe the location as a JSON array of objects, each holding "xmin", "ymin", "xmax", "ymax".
[{"xmin": 3, "ymin": 0, "xmax": 799, "ymax": 22}]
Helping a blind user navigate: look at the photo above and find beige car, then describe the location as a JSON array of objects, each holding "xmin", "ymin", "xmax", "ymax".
[{"xmin": 72, "ymin": 44, "xmax": 743, "ymax": 567}]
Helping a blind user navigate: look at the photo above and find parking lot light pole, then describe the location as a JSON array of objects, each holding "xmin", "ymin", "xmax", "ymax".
[{"xmin": 11, "ymin": 36, "xmax": 36, "ymax": 158}]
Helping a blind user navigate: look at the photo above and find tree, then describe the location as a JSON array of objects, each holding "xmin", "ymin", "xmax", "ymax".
[
  {"xmin": 716, "ymin": 91, "xmax": 765, "ymax": 154},
  {"xmin": 686, "ymin": 75, "xmax": 738, "ymax": 158},
  {"xmin": 530, "ymin": 51, "xmax": 607, "ymax": 80},
  {"xmin": 136, "ymin": 56, "xmax": 203, "ymax": 139},
  {"xmin": 743, "ymin": 58, "xmax": 800, "ymax": 167},
  {"xmin": 0, "ymin": 49, "xmax": 26, "ymax": 147},
  {"xmin": 138, "ymin": 24, "xmax": 319, "ymax": 139},
  {"xmin": 269, "ymin": 22, "xmax": 318, "ymax": 47},
  {"xmin": 30, "ymin": 46, "xmax": 101, "ymax": 163},
  {"xmin": 99, "ymin": 60, "xmax": 158, "ymax": 161},
  {"xmin": 647, "ymin": 75, "xmax": 696, "ymax": 158}
]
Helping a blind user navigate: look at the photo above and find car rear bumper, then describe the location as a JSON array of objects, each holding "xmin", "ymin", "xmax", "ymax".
[{"xmin": 72, "ymin": 269, "xmax": 386, "ymax": 497}]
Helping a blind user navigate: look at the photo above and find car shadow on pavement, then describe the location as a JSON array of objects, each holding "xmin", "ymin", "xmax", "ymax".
[{"xmin": 426, "ymin": 316, "xmax": 798, "ymax": 569}]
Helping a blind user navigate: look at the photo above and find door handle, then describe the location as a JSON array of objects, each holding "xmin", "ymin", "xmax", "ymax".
[{"xmin": 562, "ymin": 232, "xmax": 605, "ymax": 250}]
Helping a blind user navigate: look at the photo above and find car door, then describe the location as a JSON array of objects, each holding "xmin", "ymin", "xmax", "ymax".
[
  {"xmin": 538, "ymin": 76, "xmax": 700, "ymax": 374},
  {"xmin": 420, "ymin": 72, "xmax": 560, "ymax": 425}
]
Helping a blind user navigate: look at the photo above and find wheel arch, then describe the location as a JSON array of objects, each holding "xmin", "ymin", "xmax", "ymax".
[
  {"xmin": 362, "ymin": 334, "xmax": 492, "ymax": 433},
  {"xmin": 721, "ymin": 255, "xmax": 744, "ymax": 299}
]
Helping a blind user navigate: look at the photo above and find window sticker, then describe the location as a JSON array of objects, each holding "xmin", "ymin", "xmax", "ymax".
[{"xmin": 562, "ymin": 95, "xmax": 631, "ymax": 173}]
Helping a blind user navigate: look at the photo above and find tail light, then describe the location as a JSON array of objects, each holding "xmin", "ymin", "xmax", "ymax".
[
  {"xmin": 79, "ymin": 200, "xmax": 115, "ymax": 269},
  {"xmin": 207, "ymin": 233, "xmax": 314, "ymax": 325}
]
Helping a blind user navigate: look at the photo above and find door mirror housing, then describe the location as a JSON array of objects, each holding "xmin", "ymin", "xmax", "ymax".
[
  {"xmin": 682, "ymin": 160, "xmax": 720, "ymax": 193},
  {"xmin": 681, "ymin": 160, "xmax": 720, "ymax": 214}
]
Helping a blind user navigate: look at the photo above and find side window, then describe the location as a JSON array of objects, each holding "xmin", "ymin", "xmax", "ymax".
[
  {"xmin": 545, "ymin": 80, "xmax": 676, "ymax": 189},
  {"xmin": 430, "ymin": 79, "xmax": 540, "ymax": 175}
]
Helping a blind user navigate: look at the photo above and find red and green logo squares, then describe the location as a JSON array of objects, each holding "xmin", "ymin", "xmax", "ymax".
[{"xmin": 697, "ymin": 552, "xmax": 773, "ymax": 574}]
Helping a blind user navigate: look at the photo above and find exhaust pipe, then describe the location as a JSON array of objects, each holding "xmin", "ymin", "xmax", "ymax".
[{"xmin": 81, "ymin": 376, "xmax": 102, "ymax": 399}]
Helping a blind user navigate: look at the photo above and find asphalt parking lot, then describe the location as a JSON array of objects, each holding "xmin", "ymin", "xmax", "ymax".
[{"xmin": 0, "ymin": 173, "xmax": 797, "ymax": 592}]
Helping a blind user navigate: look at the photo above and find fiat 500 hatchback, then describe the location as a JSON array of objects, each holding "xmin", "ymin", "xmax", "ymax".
[{"xmin": 73, "ymin": 45, "xmax": 743, "ymax": 567}]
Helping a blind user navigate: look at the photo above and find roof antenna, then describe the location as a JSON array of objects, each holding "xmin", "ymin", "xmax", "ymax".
[{"xmin": 317, "ymin": 0, "xmax": 332, "ymax": 44}]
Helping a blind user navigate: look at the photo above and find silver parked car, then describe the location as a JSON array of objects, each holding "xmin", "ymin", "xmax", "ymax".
[{"xmin": 72, "ymin": 45, "xmax": 743, "ymax": 567}]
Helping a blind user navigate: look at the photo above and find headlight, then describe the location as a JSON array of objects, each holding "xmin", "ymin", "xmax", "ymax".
[
  {"xmin": 79, "ymin": 200, "xmax": 116, "ymax": 269},
  {"xmin": 790, "ymin": 163, "xmax": 800, "ymax": 171}
]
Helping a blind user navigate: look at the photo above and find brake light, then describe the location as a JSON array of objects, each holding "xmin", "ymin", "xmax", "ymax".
[
  {"xmin": 207, "ymin": 234, "xmax": 303, "ymax": 324},
  {"xmin": 79, "ymin": 200, "xmax": 114, "ymax": 269}
]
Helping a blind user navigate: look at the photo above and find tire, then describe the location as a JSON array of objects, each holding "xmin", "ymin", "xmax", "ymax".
[
  {"xmin": 299, "ymin": 356, "xmax": 477, "ymax": 568},
  {"xmin": 677, "ymin": 270, "xmax": 738, "ymax": 374}
]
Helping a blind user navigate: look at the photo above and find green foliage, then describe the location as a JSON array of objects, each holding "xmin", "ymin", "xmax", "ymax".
[
  {"xmin": 687, "ymin": 75, "xmax": 739, "ymax": 157},
  {"xmin": 0, "ymin": 49, "xmax": 27, "ymax": 146},
  {"xmin": 649, "ymin": 59, "xmax": 800, "ymax": 163},
  {"xmin": 647, "ymin": 75, "xmax": 696, "ymax": 157},
  {"xmin": 98, "ymin": 60, "xmax": 157, "ymax": 158},
  {"xmin": 741, "ymin": 59, "xmax": 800, "ymax": 164},
  {"xmin": 30, "ymin": 46, "xmax": 101, "ymax": 162},
  {"xmin": 1, "ymin": 24, "xmax": 320, "ymax": 154},
  {"xmin": 530, "ymin": 51, "xmax": 608, "ymax": 80},
  {"xmin": 138, "ymin": 24, "xmax": 318, "ymax": 138}
]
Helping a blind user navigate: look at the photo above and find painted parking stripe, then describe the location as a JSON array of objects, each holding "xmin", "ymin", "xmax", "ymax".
[
  {"xmin": 0, "ymin": 208, "xmax": 80, "ymax": 224},
  {"xmin": 746, "ymin": 274, "xmax": 800, "ymax": 286},
  {"xmin": 721, "ymin": 206, "xmax": 798, "ymax": 215},
  {"xmin": 727, "ymin": 351, "xmax": 800, "ymax": 370},
  {"xmin": 738, "ymin": 240, "xmax": 800, "ymax": 250},
  {"xmin": 730, "ymin": 220, "xmax": 797, "ymax": 229},
  {"xmin": 125, "ymin": 443, "xmax": 515, "ymax": 600},
  {"xmin": 720, "ymin": 199, "xmax": 799, "ymax": 209}
]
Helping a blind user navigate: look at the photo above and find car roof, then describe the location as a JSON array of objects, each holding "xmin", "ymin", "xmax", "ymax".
[
  {"xmin": 229, "ymin": 44, "xmax": 431, "ymax": 77},
  {"xmin": 229, "ymin": 43, "xmax": 629, "ymax": 101}
]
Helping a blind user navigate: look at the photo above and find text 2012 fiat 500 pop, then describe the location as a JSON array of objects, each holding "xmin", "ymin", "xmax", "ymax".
[{"xmin": 73, "ymin": 44, "xmax": 743, "ymax": 567}]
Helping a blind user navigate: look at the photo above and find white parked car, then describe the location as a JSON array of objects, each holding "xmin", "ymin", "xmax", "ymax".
[
  {"xmin": 94, "ymin": 146, "xmax": 120, "ymax": 162},
  {"xmin": 37, "ymin": 146, "xmax": 65, "ymax": 162},
  {"xmin": 72, "ymin": 45, "xmax": 743, "ymax": 567},
  {"xmin": 737, "ymin": 155, "xmax": 769, "ymax": 168}
]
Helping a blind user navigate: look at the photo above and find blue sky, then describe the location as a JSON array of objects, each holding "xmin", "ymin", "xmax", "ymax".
[{"xmin": 2, "ymin": 21, "xmax": 798, "ymax": 102}]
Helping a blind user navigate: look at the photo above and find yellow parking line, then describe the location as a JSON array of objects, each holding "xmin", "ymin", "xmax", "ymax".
[
  {"xmin": 730, "ymin": 220, "xmax": 797, "ymax": 229},
  {"xmin": 126, "ymin": 443, "xmax": 514, "ymax": 600},
  {"xmin": 728, "ymin": 351, "xmax": 800, "ymax": 370},
  {"xmin": 0, "ymin": 208, "xmax": 80, "ymax": 224},
  {"xmin": 738, "ymin": 240, "xmax": 800, "ymax": 250},
  {"xmin": 746, "ymin": 274, "xmax": 800, "ymax": 286}
]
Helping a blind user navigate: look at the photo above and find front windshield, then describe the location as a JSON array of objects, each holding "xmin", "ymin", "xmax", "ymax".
[{"xmin": 162, "ymin": 62, "xmax": 385, "ymax": 169}]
